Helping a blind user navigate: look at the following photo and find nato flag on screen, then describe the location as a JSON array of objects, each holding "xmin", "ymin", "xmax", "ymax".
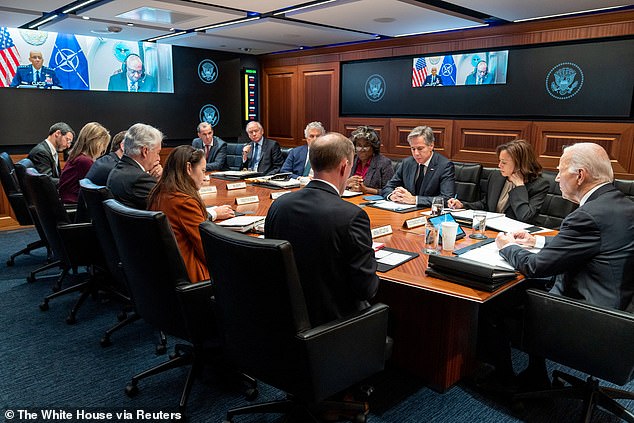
[
  {"xmin": 440, "ymin": 55, "xmax": 456, "ymax": 86},
  {"xmin": 50, "ymin": 33, "xmax": 89, "ymax": 90}
]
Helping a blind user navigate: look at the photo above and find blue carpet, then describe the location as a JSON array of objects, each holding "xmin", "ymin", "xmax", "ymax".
[{"xmin": 0, "ymin": 228, "xmax": 631, "ymax": 422}]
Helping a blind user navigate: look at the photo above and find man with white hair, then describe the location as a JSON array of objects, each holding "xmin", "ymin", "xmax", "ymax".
[
  {"xmin": 280, "ymin": 121, "xmax": 325, "ymax": 178},
  {"xmin": 481, "ymin": 142, "xmax": 634, "ymax": 392},
  {"xmin": 107, "ymin": 123, "xmax": 163, "ymax": 209}
]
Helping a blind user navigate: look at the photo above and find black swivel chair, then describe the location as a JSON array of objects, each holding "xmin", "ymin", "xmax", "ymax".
[
  {"xmin": 614, "ymin": 179, "xmax": 634, "ymax": 202},
  {"xmin": 0, "ymin": 153, "xmax": 50, "ymax": 267},
  {"xmin": 199, "ymin": 221, "xmax": 389, "ymax": 422},
  {"xmin": 103, "ymin": 199, "xmax": 249, "ymax": 413},
  {"xmin": 453, "ymin": 161, "xmax": 483, "ymax": 203},
  {"xmin": 515, "ymin": 289, "xmax": 634, "ymax": 422},
  {"xmin": 22, "ymin": 168, "xmax": 106, "ymax": 323},
  {"xmin": 533, "ymin": 170, "xmax": 577, "ymax": 230}
]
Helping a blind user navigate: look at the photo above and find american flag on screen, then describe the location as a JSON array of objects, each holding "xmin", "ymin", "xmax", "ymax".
[
  {"xmin": 0, "ymin": 28, "xmax": 20, "ymax": 87},
  {"xmin": 412, "ymin": 57, "xmax": 428, "ymax": 88}
]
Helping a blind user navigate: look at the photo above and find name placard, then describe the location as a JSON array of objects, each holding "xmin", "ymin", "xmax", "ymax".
[
  {"xmin": 404, "ymin": 216, "xmax": 426, "ymax": 229},
  {"xmin": 199, "ymin": 186, "xmax": 217, "ymax": 194},
  {"xmin": 235, "ymin": 195, "xmax": 259, "ymax": 205},
  {"xmin": 371, "ymin": 225, "xmax": 393, "ymax": 238},
  {"xmin": 270, "ymin": 191, "xmax": 291, "ymax": 200},
  {"xmin": 226, "ymin": 181, "xmax": 247, "ymax": 190}
]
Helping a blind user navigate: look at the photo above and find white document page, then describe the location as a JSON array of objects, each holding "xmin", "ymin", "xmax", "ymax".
[
  {"xmin": 460, "ymin": 241, "xmax": 540, "ymax": 271},
  {"xmin": 216, "ymin": 216, "xmax": 265, "ymax": 227},
  {"xmin": 372, "ymin": 200, "xmax": 416, "ymax": 212},
  {"xmin": 375, "ymin": 251, "xmax": 412, "ymax": 266}
]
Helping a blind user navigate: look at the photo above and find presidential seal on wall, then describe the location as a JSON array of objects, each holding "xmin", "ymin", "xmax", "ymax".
[
  {"xmin": 546, "ymin": 62, "xmax": 584, "ymax": 100},
  {"xmin": 365, "ymin": 74, "xmax": 386, "ymax": 102},
  {"xmin": 200, "ymin": 104, "xmax": 220, "ymax": 126},
  {"xmin": 198, "ymin": 59, "xmax": 218, "ymax": 84}
]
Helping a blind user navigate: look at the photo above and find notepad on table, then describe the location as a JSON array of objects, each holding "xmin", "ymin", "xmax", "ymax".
[{"xmin": 216, "ymin": 215, "xmax": 265, "ymax": 233}]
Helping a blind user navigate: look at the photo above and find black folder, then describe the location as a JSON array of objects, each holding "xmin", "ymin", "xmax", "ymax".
[{"xmin": 425, "ymin": 254, "xmax": 517, "ymax": 292}]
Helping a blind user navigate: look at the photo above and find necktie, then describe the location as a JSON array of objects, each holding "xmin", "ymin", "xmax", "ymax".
[
  {"xmin": 252, "ymin": 143, "xmax": 259, "ymax": 171},
  {"xmin": 130, "ymin": 82, "xmax": 138, "ymax": 92},
  {"xmin": 205, "ymin": 144, "xmax": 211, "ymax": 160},
  {"xmin": 414, "ymin": 164, "xmax": 425, "ymax": 194},
  {"xmin": 35, "ymin": 70, "xmax": 41, "ymax": 83},
  {"xmin": 302, "ymin": 153, "xmax": 311, "ymax": 176},
  {"xmin": 53, "ymin": 151, "xmax": 60, "ymax": 177}
]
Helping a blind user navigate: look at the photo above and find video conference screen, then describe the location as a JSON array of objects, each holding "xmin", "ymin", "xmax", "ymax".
[
  {"xmin": 412, "ymin": 50, "xmax": 508, "ymax": 87},
  {"xmin": 0, "ymin": 27, "xmax": 173, "ymax": 93},
  {"xmin": 341, "ymin": 38, "xmax": 634, "ymax": 118}
]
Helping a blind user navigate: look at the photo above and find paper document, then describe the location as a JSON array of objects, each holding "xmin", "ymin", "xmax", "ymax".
[
  {"xmin": 342, "ymin": 190, "xmax": 363, "ymax": 198},
  {"xmin": 371, "ymin": 200, "xmax": 416, "ymax": 212},
  {"xmin": 214, "ymin": 170, "xmax": 260, "ymax": 177},
  {"xmin": 460, "ymin": 241, "xmax": 540, "ymax": 271},
  {"xmin": 450, "ymin": 210, "xmax": 505, "ymax": 221},
  {"xmin": 217, "ymin": 216, "xmax": 265, "ymax": 226},
  {"xmin": 375, "ymin": 250, "xmax": 411, "ymax": 266},
  {"xmin": 484, "ymin": 216, "xmax": 533, "ymax": 232}
]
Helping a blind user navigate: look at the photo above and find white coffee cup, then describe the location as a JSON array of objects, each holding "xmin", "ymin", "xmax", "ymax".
[{"xmin": 441, "ymin": 221, "xmax": 459, "ymax": 251}]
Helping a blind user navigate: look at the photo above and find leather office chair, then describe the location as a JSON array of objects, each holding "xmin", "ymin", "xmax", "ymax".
[
  {"xmin": 225, "ymin": 143, "xmax": 244, "ymax": 170},
  {"xmin": 199, "ymin": 221, "xmax": 389, "ymax": 423},
  {"xmin": 79, "ymin": 179, "xmax": 146, "ymax": 348},
  {"xmin": 515, "ymin": 289, "xmax": 634, "ymax": 422},
  {"xmin": 0, "ymin": 152, "xmax": 48, "ymax": 266},
  {"xmin": 23, "ymin": 168, "xmax": 106, "ymax": 323},
  {"xmin": 479, "ymin": 167, "xmax": 497, "ymax": 202},
  {"xmin": 103, "ymin": 199, "xmax": 250, "ymax": 413},
  {"xmin": 614, "ymin": 179, "xmax": 634, "ymax": 202},
  {"xmin": 453, "ymin": 161, "xmax": 482, "ymax": 203},
  {"xmin": 532, "ymin": 170, "xmax": 577, "ymax": 230}
]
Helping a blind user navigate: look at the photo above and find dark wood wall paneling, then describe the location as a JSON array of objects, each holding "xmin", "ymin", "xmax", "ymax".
[{"xmin": 259, "ymin": 10, "xmax": 634, "ymax": 179}]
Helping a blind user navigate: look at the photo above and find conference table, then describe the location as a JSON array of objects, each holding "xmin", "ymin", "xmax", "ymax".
[{"xmin": 201, "ymin": 178, "xmax": 527, "ymax": 392}]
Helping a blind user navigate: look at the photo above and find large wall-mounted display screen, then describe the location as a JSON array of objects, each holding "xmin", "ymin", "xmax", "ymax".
[
  {"xmin": 0, "ymin": 27, "xmax": 173, "ymax": 93},
  {"xmin": 341, "ymin": 38, "xmax": 634, "ymax": 118}
]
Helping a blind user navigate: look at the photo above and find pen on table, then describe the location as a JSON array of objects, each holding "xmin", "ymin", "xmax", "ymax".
[{"xmin": 449, "ymin": 194, "xmax": 457, "ymax": 209}]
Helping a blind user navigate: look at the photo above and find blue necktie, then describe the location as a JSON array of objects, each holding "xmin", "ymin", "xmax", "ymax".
[
  {"xmin": 35, "ymin": 70, "xmax": 41, "ymax": 83},
  {"xmin": 252, "ymin": 143, "xmax": 259, "ymax": 171}
]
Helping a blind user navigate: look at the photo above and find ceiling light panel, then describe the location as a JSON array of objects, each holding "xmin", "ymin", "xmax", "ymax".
[
  {"xmin": 158, "ymin": 30, "xmax": 298, "ymax": 54},
  {"xmin": 446, "ymin": 0, "xmax": 631, "ymax": 22},
  {"xmin": 41, "ymin": 14, "xmax": 169, "ymax": 41},
  {"xmin": 0, "ymin": 6, "xmax": 42, "ymax": 28},
  {"xmin": 293, "ymin": 0, "xmax": 482, "ymax": 37}
]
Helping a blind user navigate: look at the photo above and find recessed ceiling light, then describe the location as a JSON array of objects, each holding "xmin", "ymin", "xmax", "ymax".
[
  {"xmin": 374, "ymin": 17, "xmax": 395, "ymax": 23},
  {"xmin": 127, "ymin": 23, "xmax": 134, "ymax": 26},
  {"xmin": 82, "ymin": 16, "xmax": 90, "ymax": 20}
]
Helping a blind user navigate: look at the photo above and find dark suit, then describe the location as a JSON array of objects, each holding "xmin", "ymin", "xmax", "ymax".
[
  {"xmin": 423, "ymin": 74, "xmax": 443, "ymax": 86},
  {"xmin": 281, "ymin": 144, "xmax": 309, "ymax": 178},
  {"xmin": 242, "ymin": 137, "xmax": 284, "ymax": 176},
  {"xmin": 192, "ymin": 136, "xmax": 227, "ymax": 171},
  {"xmin": 382, "ymin": 153, "xmax": 455, "ymax": 207},
  {"xmin": 500, "ymin": 184, "xmax": 634, "ymax": 310},
  {"xmin": 27, "ymin": 141, "xmax": 61, "ymax": 185},
  {"xmin": 85, "ymin": 152, "xmax": 120, "ymax": 186},
  {"xmin": 464, "ymin": 171, "xmax": 549, "ymax": 224},
  {"xmin": 107, "ymin": 72, "xmax": 157, "ymax": 92},
  {"xmin": 465, "ymin": 71, "xmax": 495, "ymax": 85},
  {"xmin": 10, "ymin": 65, "xmax": 62, "ymax": 88},
  {"xmin": 265, "ymin": 180, "xmax": 379, "ymax": 326},
  {"xmin": 350, "ymin": 153, "xmax": 394, "ymax": 190},
  {"xmin": 106, "ymin": 155, "xmax": 157, "ymax": 210}
]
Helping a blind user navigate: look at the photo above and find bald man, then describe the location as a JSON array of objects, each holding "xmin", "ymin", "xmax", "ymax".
[{"xmin": 10, "ymin": 50, "xmax": 62, "ymax": 89}]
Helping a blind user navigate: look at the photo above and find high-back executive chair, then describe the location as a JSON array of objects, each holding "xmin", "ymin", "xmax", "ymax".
[
  {"xmin": 22, "ymin": 168, "xmax": 107, "ymax": 323},
  {"xmin": 199, "ymin": 221, "xmax": 389, "ymax": 422},
  {"xmin": 103, "ymin": 199, "xmax": 254, "ymax": 413},
  {"xmin": 79, "ymin": 179, "xmax": 151, "ymax": 348},
  {"xmin": 0, "ymin": 152, "xmax": 48, "ymax": 266},
  {"xmin": 453, "ymin": 161, "xmax": 483, "ymax": 203},
  {"xmin": 515, "ymin": 289, "xmax": 634, "ymax": 422}
]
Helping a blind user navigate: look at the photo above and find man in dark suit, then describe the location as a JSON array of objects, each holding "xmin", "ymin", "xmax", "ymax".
[
  {"xmin": 280, "ymin": 121, "xmax": 325, "ymax": 178},
  {"xmin": 241, "ymin": 121, "xmax": 284, "ymax": 176},
  {"xmin": 265, "ymin": 132, "xmax": 379, "ymax": 326},
  {"xmin": 27, "ymin": 122, "xmax": 75, "ymax": 185},
  {"xmin": 382, "ymin": 125, "xmax": 455, "ymax": 207},
  {"xmin": 191, "ymin": 122, "xmax": 227, "ymax": 171},
  {"xmin": 86, "ymin": 130, "xmax": 125, "ymax": 186},
  {"xmin": 465, "ymin": 60, "xmax": 495, "ymax": 85},
  {"xmin": 480, "ymin": 143, "xmax": 634, "ymax": 391},
  {"xmin": 423, "ymin": 67, "xmax": 443, "ymax": 86},
  {"xmin": 107, "ymin": 123, "xmax": 163, "ymax": 210},
  {"xmin": 107, "ymin": 54, "xmax": 156, "ymax": 92},
  {"xmin": 10, "ymin": 50, "xmax": 62, "ymax": 89}
]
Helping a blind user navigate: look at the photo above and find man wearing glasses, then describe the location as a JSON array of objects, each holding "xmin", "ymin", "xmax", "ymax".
[
  {"xmin": 382, "ymin": 125, "xmax": 455, "ymax": 207},
  {"xmin": 108, "ymin": 54, "xmax": 157, "ymax": 92}
]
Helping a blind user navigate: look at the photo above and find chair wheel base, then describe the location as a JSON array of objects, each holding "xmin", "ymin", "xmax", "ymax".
[
  {"xmin": 27, "ymin": 275, "xmax": 36, "ymax": 283},
  {"xmin": 39, "ymin": 301, "xmax": 49, "ymax": 311},
  {"xmin": 66, "ymin": 315, "xmax": 77, "ymax": 325},
  {"xmin": 117, "ymin": 311, "xmax": 127, "ymax": 322},
  {"xmin": 100, "ymin": 336, "xmax": 112, "ymax": 347},
  {"xmin": 245, "ymin": 388, "xmax": 258, "ymax": 401},
  {"xmin": 7, "ymin": 259, "xmax": 14, "ymax": 266},
  {"xmin": 156, "ymin": 344, "xmax": 167, "ymax": 355},
  {"xmin": 125, "ymin": 384, "xmax": 138, "ymax": 397}
]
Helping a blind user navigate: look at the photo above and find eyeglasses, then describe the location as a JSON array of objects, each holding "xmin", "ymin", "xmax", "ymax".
[
  {"xmin": 356, "ymin": 146, "xmax": 371, "ymax": 151},
  {"xmin": 128, "ymin": 69, "xmax": 143, "ymax": 76}
]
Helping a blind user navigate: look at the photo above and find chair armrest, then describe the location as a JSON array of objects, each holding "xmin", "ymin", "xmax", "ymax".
[
  {"xmin": 296, "ymin": 303, "xmax": 389, "ymax": 401},
  {"xmin": 175, "ymin": 281, "xmax": 217, "ymax": 343},
  {"xmin": 57, "ymin": 222, "xmax": 103, "ymax": 266}
]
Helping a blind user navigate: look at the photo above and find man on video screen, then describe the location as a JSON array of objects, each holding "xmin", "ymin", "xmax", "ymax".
[{"xmin": 107, "ymin": 53, "xmax": 156, "ymax": 92}]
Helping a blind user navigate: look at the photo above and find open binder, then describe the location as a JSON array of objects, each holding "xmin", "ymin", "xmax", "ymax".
[{"xmin": 425, "ymin": 254, "xmax": 517, "ymax": 292}]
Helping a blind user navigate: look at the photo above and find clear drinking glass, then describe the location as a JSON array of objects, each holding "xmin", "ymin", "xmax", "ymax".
[
  {"xmin": 423, "ymin": 221, "xmax": 439, "ymax": 255},
  {"xmin": 431, "ymin": 196, "xmax": 444, "ymax": 217},
  {"xmin": 469, "ymin": 210, "xmax": 488, "ymax": 240}
]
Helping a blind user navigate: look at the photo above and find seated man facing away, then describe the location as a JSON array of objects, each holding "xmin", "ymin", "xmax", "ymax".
[
  {"xmin": 381, "ymin": 125, "xmax": 455, "ymax": 207},
  {"xmin": 265, "ymin": 132, "xmax": 379, "ymax": 326},
  {"xmin": 107, "ymin": 123, "xmax": 163, "ymax": 210},
  {"xmin": 479, "ymin": 142, "xmax": 634, "ymax": 392}
]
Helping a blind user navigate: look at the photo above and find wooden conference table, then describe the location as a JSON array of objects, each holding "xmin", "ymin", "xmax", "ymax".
[{"xmin": 201, "ymin": 179, "xmax": 526, "ymax": 392}]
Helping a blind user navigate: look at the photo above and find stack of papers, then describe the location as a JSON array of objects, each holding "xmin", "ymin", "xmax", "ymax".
[
  {"xmin": 370, "ymin": 200, "xmax": 417, "ymax": 212},
  {"xmin": 216, "ymin": 216, "xmax": 265, "ymax": 233},
  {"xmin": 458, "ymin": 240, "xmax": 541, "ymax": 270},
  {"xmin": 213, "ymin": 170, "xmax": 261, "ymax": 179},
  {"xmin": 450, "ymin": 210, "xmax": 535, "ymax": 232}
]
